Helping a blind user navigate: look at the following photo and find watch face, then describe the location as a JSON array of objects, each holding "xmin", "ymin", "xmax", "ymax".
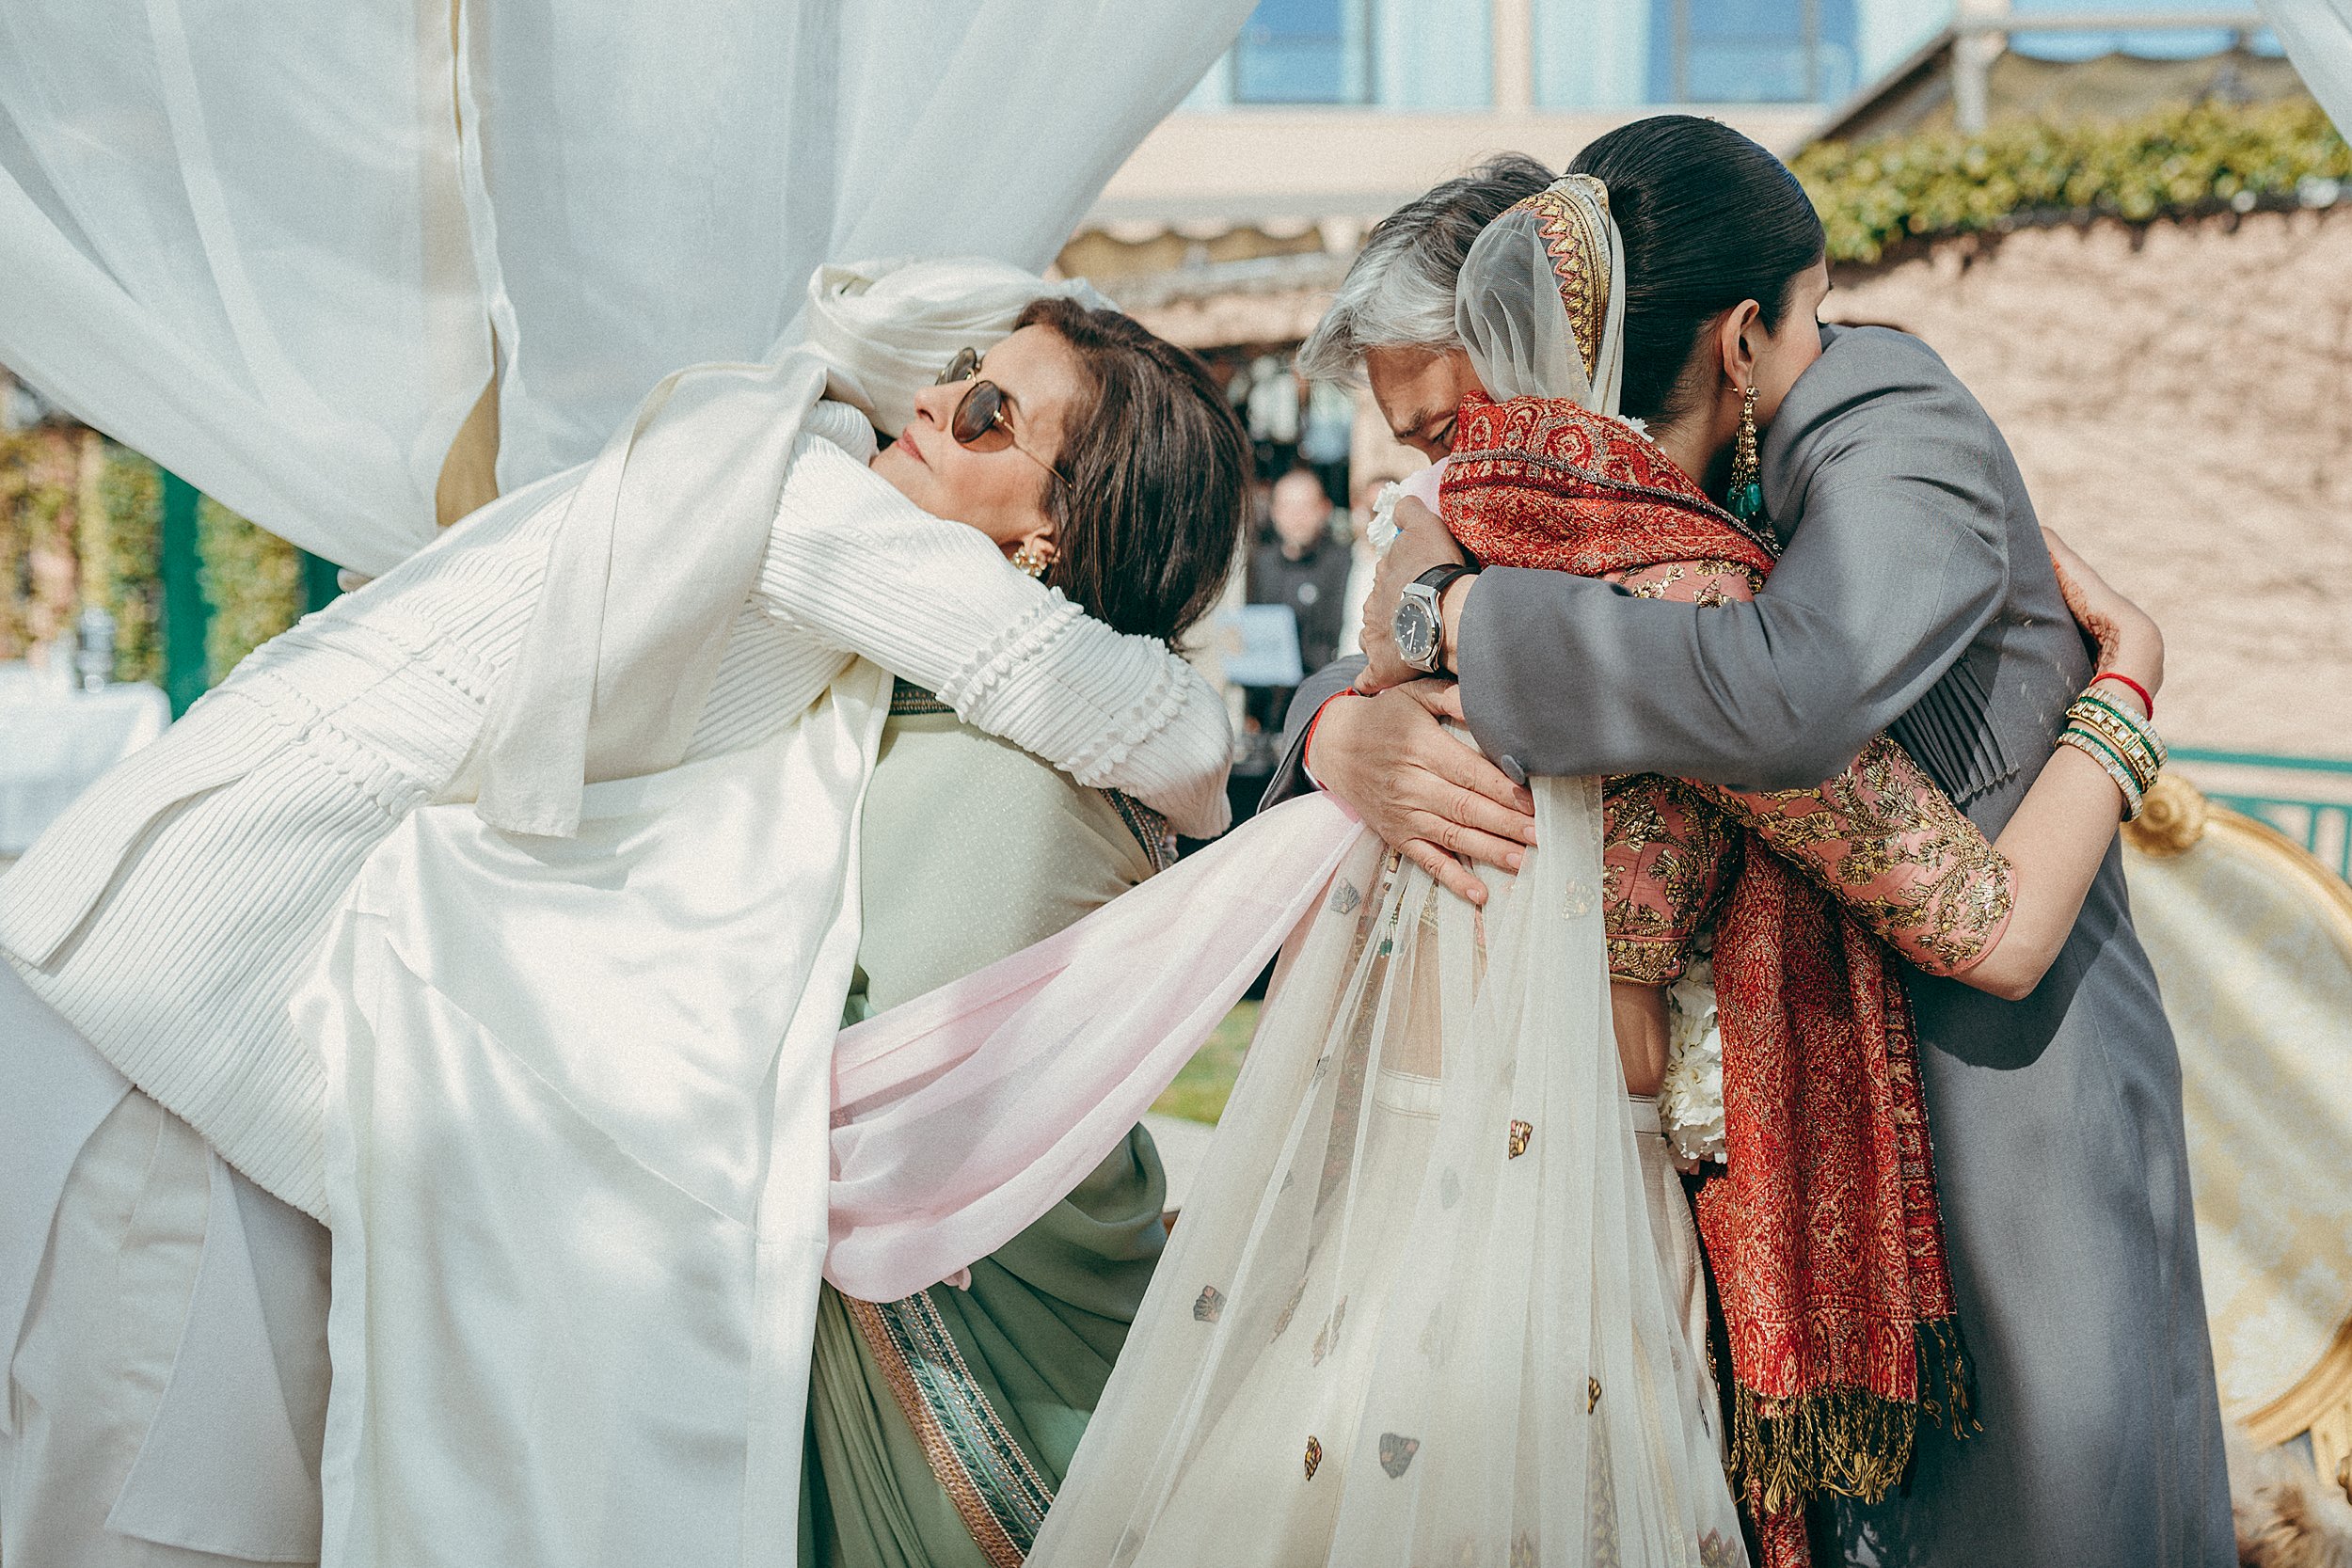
[{"xmin": 1394, "ymin": 594, "xmax": 1438, "ymax": 667}]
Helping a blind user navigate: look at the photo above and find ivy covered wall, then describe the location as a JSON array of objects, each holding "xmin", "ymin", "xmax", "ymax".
[{"xmin": 1795, "ymin": 98, "xmax": 2352, "ymax": 264}]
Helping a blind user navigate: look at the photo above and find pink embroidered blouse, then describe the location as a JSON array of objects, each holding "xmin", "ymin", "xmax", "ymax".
[{"xmin": 1599, "ymin": 560, "xmax": 2016, "ymax": 986}]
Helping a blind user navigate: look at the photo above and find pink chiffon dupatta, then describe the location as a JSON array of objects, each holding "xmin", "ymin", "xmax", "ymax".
[{"xmin": 825, "ymin": 792, "xmax": 1361, "ymax": 1302}]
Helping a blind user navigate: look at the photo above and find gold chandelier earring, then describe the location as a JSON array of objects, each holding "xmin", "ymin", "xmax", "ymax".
[
  {"xmin": 1728, "ymin": 384, "xmax": 1763, "ymax": 524},
  {"xmin": 1010, "ymin": 542, "xmax": 1049, "ymax": 578}
]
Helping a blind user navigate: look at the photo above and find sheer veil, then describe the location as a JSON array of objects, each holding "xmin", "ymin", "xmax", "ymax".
[
  {"xmin": 1455, "ymin": 172, "xmax": 1626, "ymax": 411},
  {"xmin": 1025, "ymin": 176, "xmax": 1746, "ymax": 1568}
]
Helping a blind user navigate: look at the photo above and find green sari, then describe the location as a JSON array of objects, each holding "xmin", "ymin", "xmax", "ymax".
[{"xmin": 800, "ymin": 682, "xmax": 1176, "ymax": 1568}]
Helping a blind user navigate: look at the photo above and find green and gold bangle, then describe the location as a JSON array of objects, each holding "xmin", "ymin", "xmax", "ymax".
[
  {"xmin": 2069, "ymin": 709, "xmax": 2161, "ymax": 793},
  {"xmin": 2059, "ymin": 724, "xmax": 2147, "ymax": 820},
  {"xmin": 2074, "ymin": 690, "xmax": 2168, "ymax": 771}
]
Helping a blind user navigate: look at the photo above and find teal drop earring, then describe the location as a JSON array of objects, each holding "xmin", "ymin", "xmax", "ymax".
[{"xmin": 1728, "ymin": 384, "xmax": 1763, "ymax": 524}]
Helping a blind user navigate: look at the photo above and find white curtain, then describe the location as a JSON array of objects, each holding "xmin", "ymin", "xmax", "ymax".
[
  {"xmin": 0, "ymin": 3, "xmax": 481, "ymax": 577},
  {"xmin": 2263, "ymin": 0, "xmax": 2352, "ymax": 135},
  {"xmin": 0, "ymin": 0, "xmax": 1251, "ymax": 577}
]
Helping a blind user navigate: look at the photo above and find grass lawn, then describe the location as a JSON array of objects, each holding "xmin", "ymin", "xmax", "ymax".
[{"xmin": 1149, "ymin": 1001, "xmax": 1257, "ymax": 1124}]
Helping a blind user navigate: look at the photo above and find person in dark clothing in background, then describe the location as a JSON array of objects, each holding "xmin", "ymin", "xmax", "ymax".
[{"xmin": 1244, "ymin": 467, "xmax": 1353, "ymax": 735}]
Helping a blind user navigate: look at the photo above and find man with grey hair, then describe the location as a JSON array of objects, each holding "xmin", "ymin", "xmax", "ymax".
[
  {"xmin": 1295, "ymin": 152, "xmax": 1553, "ymax": 464},
  {"xmin": 1278, "ymin": 153, "xmax": 1559, "ymax": 902},
  {"xmin": 1265, "ymin": 151, "xmax": 2231, "ymax": 1568}
]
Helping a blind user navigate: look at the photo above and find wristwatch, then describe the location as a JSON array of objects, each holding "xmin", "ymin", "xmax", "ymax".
[{"xmin": 1393, "ymin": 563, "xmax": 1477, "ymax": 676}]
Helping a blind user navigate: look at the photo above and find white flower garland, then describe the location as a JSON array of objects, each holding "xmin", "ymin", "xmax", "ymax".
[
  {"xmin": 1364, "ymin": 480, "xmax": 1404, "ymax": 555},
  {"xmin": 1659, "ymin": 944, "xmax": 1727, "ymax": 1167}
]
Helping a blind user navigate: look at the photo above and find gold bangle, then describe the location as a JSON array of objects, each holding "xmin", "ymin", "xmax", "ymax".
[
  {"xmin": 2065, "ymin": 698, "xmax": 2163, "ymax": 793},
  {"xmin": 2069, "ymin": 691, "xmax": 2155, "ymax": 752},
  {"xmin": 2066, "ymin": 712, "xmax": 2157, "ymax": 796},
  {"xmin": 2074, "ymin": 690, "xmax": 2168, "ymax": 770},
  {"xmin": 2065, "ymin": 719, "xmax": 2148, "ymax": 794},
  {"xmin": 2059, "ymin": 726, "xmax": 2146, "ymax": 820},
  {"xmin": 2074, "ymin": 719, "xmax": 2160, "ymax": 797}
]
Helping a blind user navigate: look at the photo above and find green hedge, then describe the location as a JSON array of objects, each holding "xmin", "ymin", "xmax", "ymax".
[
  {"xmin": 0, "ymin": 429, "xmax": 301, "ymax": 687},
  {"xmin": 89, "ymin": 442, "xmax": 164, "ymax": 685},
  {"xmin": 0, "ymin": 428, "xmax": 90, "ymax": 665},
  {"xmin": 197, "ymin": 492, "xmax": 302, "ymax": 680},
  {"xmin": 1794, "ymin": 98, "xmax": 2352, "ymax": 264}
]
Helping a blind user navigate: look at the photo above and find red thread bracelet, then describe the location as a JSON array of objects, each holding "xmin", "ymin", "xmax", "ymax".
[
  {"xmin": 1299, "ymin": 689, "xmax": 1360, "ymax": 788},
  {"xmin": 2090, "ymin": 672, "xmax": 2154, "ymax": 720}
]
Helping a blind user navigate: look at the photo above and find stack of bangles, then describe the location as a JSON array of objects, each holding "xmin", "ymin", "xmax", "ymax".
[{"xmin": 2056, "ymin": 673, "xmax": 2166, "ymax": 821}]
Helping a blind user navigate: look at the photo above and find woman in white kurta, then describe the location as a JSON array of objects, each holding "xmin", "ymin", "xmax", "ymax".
[
  {"xmin": 296, "ymin": 293, "xmax": 1254, "ymax": 1568},
  {"xmin": 0, "ymin": 267, "xmax": 1249, "ymax": 1568},
  {"xmin": 0, "ymin": 269, "xmax": 1234, "ymax": 1216}
]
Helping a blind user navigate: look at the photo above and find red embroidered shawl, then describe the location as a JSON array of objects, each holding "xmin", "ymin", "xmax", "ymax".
[{"xmin": 1442, "ymin": 392, "xmax": 1972, "ymax": 1568}]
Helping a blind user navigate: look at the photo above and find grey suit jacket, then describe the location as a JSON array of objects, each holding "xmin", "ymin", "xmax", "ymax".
[
  {"xmin": 1268, "ymin": 325, "xmax": 2065, "ymax": 804},
  {"xmin": 1269, "ymin": 325, "xmax": 2230, "ymax": 1567}
]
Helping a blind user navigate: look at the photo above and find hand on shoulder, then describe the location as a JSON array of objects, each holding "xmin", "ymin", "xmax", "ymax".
[{"xmin": 2045, "ymin": 527, "xmax": 2163, "ymax": 710}]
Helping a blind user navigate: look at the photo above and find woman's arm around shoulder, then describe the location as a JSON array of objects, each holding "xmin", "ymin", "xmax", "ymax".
[
  {"xmin": 755, "ymin": 436, "xmax": 1232, "ymax": 837},
  {"xmin": 1697, "ymin": 529, "xmax": 2164, "ymax": 1000},
  {"xmin": 1604, "ymin": 556, "xmax": 2010, "ymax": 982}
]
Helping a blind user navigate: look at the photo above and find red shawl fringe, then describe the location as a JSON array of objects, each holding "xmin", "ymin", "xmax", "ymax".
[{"xmin": 1443, "ymin": 394, "xmax": 1976, "ymax": 1567}]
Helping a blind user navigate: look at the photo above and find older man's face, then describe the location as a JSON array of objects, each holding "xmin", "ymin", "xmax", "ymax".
[{"xmin": 1364, "ymin": 346, "xmax": 1485, "ymax": 462}]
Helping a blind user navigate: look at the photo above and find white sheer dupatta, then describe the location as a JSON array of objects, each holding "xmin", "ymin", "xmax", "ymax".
[{"xmin": 1024, "ymin": 782, "xmax": 1740, "ymax": 1567}]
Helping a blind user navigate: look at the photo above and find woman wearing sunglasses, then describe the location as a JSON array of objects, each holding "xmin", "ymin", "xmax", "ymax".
[
  {"xmin": 0, "ymin": 266, "xmax": 1249, "ymax": 1568},
  {"xmin": 875, "ymin": 303, "xmax": 1224, "ymax": 637},
  {"xmin": 804, "ymin": 301, "xmax": 1259, "ymax": 1568}
]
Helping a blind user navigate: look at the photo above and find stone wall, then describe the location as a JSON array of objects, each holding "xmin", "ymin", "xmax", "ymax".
[{"xmin": 1825, "ymin": 206, "xmax": 2352, "ymax": 762}]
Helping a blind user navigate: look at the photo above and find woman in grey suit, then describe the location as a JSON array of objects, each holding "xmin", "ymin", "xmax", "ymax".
[{"xmin": 1278, "ymin": 119, "xmax": 2231, "ymax": 1567}]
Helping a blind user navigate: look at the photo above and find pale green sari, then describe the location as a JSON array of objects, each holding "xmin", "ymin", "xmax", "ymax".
[{"xmin": 800, "ymin": 682, "xmax": 1177, "ymax": 1568}]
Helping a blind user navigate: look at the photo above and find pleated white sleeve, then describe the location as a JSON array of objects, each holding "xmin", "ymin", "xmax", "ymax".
[{"xmin": 759, "ymin": 437, "xmax": 1233, "ymax": 837}]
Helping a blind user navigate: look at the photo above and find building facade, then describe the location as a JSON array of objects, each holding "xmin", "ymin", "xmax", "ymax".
[{"xmin": 1081, "ymin": 0, "xmax": 2280, "ymax": 241}]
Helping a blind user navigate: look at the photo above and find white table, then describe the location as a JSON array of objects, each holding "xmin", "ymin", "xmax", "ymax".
[{"xmin": 0, "ymin": 667, "xmax": 172, "ymax": 855}]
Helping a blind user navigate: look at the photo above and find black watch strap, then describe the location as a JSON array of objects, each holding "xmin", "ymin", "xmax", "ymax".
[
  {"xmin": 1409, "ymin": 563, "xmax": 1477, "ymax": 677},
  {"xmin": 1414, "ymin": 562, "xmax": 1477, "ymax": 597}
]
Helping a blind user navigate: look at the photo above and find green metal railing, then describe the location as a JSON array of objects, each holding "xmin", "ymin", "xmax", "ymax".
[
  {"xmin": 2172, "ymin": 746, "xmax": 2352, "ymax": 882},
  {"xmin": 158, "ymin": 472, "xmax": 210, "ymax": 718}
]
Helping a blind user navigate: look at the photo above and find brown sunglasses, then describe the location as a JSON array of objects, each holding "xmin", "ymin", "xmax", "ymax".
[{"xmin": 936, "ymin": 346, "xmax": 1072, "ymax": 490}]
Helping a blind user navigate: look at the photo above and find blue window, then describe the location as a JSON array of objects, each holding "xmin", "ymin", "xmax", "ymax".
[
  {"xmin": 1232, "ymin": 0, "xmax": 1369, "ymax": 104},
  {"xmin": 1532, "ymin": 0, "xmax": 1651, "ymax": 110},
  {"xmin": 2008, "ymin": 0, "xmax": 2276, "ymax": 61},
  {"xmin": 1648, "ymin": 0, "xmax": 1859, "ymax": 103}
]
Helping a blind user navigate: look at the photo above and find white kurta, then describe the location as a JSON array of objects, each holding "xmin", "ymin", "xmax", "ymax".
[
  {"xmin": 303, "ymin": 674, "xmax": 894, "ymax": 1568},
  {"xmin": 0, "ymin": 427, "xmax": 1230, "ymax": 1218}
]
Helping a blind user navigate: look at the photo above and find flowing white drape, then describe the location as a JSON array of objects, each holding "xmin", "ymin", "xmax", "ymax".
[
  {"xmin": 0, "ymin": 3, "xmax": 481, "ymax": 576},
  {"xmin": 0, "ymin": 0, "xmax": 1252, "ymax": 576},
  {"xmin": 2261, "ymin": 0, "xmax": 2352, "ymax": 134}
]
